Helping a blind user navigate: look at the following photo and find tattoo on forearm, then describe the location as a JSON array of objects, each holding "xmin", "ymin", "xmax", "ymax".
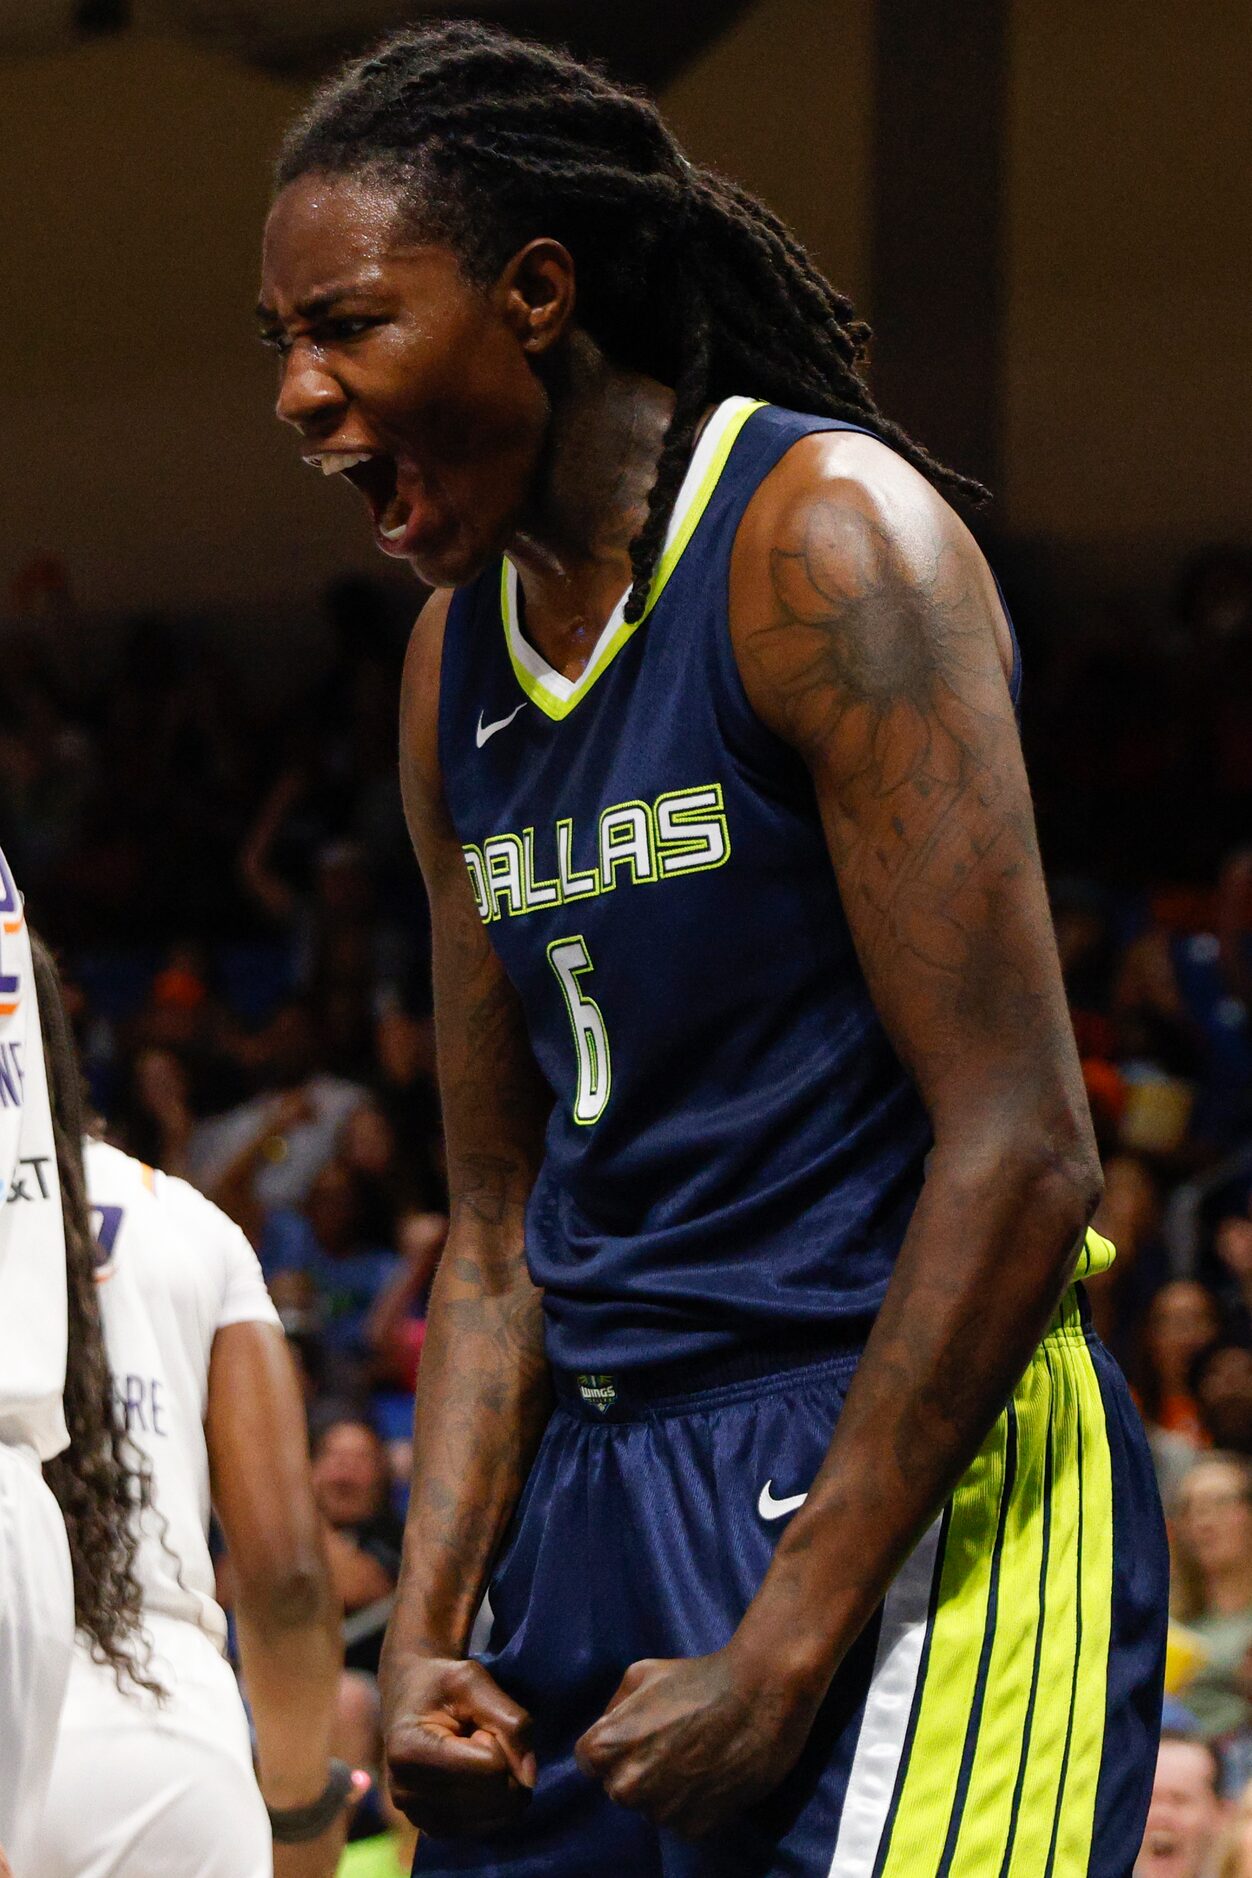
[
  {"xmin": 436, "ymin": 895, "xmax": 550, "ymax": 1226},
  {"xmin": 391, "ymin": 648, "xmax": 556, "ymax": 1653}
]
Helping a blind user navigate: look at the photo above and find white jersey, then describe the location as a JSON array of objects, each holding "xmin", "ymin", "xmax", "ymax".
[
  {"xmin": 0, "ymin": 847, "xmax": 68, "ymax": 1461},
  {"xmin": 0, "ymin": 1442, "xmax": 74, "ymax": 1868},
  {"xmin": 35, "ymin": 1610, "xmax": 272, "ymax": 1878},
  {"xmin": 83, "ymin": 1137, "xmax": 281, "ymax": 1648}
]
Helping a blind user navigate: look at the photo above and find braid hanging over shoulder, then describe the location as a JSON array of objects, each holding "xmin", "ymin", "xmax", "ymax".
[
  {"xmin": 30, "ymin": 931, "xmax": 160, "ymax": 1698},
  {"xmin": 277, "ymin": 19, "xmax": 987, "ymax": 622}
]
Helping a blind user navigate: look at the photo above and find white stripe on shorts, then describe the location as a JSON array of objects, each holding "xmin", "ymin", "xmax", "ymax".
[{"xmin": 826, "ymin": 1516, "xmax": 944, "ymax": 1877}]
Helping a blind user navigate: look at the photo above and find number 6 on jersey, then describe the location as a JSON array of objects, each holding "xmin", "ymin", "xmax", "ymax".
[{"xmin": 547, "ymin": 936, "xmax": 611, "ymax": 1124}]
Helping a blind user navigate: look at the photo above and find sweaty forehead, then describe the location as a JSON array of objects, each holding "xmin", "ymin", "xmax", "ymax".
[{"xmin": 260, "ymin": 171, "xmax": 412, "ymax": 310}]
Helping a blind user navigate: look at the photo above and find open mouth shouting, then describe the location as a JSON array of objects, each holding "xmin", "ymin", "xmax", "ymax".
[{"xmin": 303, "ymin": 447, "xmax": 437, "ymax": 559}]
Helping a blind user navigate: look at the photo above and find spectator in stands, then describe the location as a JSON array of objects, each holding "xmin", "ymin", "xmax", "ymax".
[
  {"xmin": 310, "ymin": 1416, "xmax": 403, "ymax": 1675},
  {"xmin": 339, "ymin": 1100, "xmax": 432, "ymax": 1241},
  {"xmin": 261, "ymin": 1160, "xmax": 399, "ymax": 1374},
  {"xmin": 1052, "ymin": 876, "xmax": 1119, "ymax": 1063},
  {"xmin": 1215, "ymin": 1199, "xmax": 1252, "ymax": 1340},
  {"xmin": 1113, "ymin": 912, "xmax": 1203, "ymax": 1054},
  {"xmin": 91, "ymin": 619, "xmax": 256, "ymax": 944},
  {"xmin": 1218, "ymin": 1779, "xmax": 1252, "ymax": 1876},
  {"xmin": 240, "ymin": 784, "xmax": 413, "ymax": 1026},
  {"xmin": 1140, "ymin": 1281, "xmax": 1224, "ymax": 1447},
  {"xmin": 1113, "ymin": 854, "xmax": 1252, "ymax": 1157},
  {"xmin": 1215, "ymin": 1646, "xmax": 1252, "ymax": 1804},
  {"xmin": 372, "ymin": 1002, "xmax": 445, "ymax": 1211},
  {"xmin": 364, "ymin": 1210, "xmax": 446, "ymax": 1394},
  {"xmin": 115, "ymin": 944, "xmax": 249, "ymax": 1120},
  {"xmin": 111, "ymin": 1043, "xmax": 195, "ymax": 1179},
  {"xmin": 1193, "ymin": 1345, "xmax": 1252, "ymax": 1456},
  {"xmin": 189, "ymin": 999, "xmax": 366, "ymax": 1222},
  {"xmin": 1088, "ymin": 1151, "xmax": 1169, "ymax": 1366},
  {"xmin": 1171, "ymin": 1457, "xmax": 1252, "ymax": 1735},
  {"xmin": 1136, "ymin": 1732, "xmax": 1228, "ymax": 1877},
  {"xmin": 310, "ymin": 961, "xmax": 379, "ymax": 1090},
  {"xmin": 284, "ymin": 1320, "xmax": 329, "ymax": 1411}
]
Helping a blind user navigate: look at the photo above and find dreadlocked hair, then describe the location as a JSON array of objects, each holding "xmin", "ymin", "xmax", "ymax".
[
  {"xmin": 276, "ymin": 19, "xmax": 988, "ymax": 623},
  {"xmin": 29, "ymin": 931, "xmax": 160, "ymax": 1697}
]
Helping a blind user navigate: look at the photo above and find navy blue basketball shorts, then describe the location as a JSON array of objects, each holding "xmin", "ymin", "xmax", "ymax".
[{"xmin": 414, "ymin": 1287, "xmax": 1166, "ymax": 1877}]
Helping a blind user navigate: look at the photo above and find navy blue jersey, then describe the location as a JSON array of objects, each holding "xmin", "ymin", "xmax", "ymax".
[{"xmin": 438, "ymin": 399, "xmax": 1022, "ymax": 1372}]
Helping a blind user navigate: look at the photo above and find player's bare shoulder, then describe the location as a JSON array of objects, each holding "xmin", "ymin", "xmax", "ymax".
[
  {"xmin": 399, "ymin": 588, "xmax": 460, "ymax": 872},
  {"xmin": 400, "ymin": 589, "xmax": 454, "ymax": 788},
  {"xmin": 728, "ymin": 430, "xmax": 1013, "ymax": 759}
]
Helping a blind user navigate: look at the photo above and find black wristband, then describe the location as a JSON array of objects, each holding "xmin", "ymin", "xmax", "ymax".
[{"xmin": 266, "ymin": 1760, "xmax": 355, "ymax": 1843}]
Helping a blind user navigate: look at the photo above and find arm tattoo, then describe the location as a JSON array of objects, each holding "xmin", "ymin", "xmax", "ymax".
[
  {"xmin": 390, "ymin": 668, "xmax": 554, "ymax": 1652},
  {"xmin": 729, "ymin": 486, "xmax": 1098, "ymax": 1667},
  {"xmin": 741, "ymin": 499, "xmax": 1052, "ymax": 1064}
]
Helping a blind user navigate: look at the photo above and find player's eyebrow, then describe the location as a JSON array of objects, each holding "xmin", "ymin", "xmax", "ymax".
[{"xmin": 254, "ymin": 284, "xmax": 370, "ymax": 328}]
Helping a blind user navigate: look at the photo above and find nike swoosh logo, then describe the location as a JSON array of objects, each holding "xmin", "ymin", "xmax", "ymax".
[
  {"xmin": 758, "ymin": 1480, "xmax": 808, "ymax": 1521},
  {"xmin": 476, "ymin": 703, "xmax": 527, "ymax": 748}
]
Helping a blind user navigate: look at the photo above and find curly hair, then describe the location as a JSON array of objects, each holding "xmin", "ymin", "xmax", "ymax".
[
  {"xmin": 275, "ymin": 19, "xmax": 986, "ymax": 623},
  {"xmin": 30, "ymin": 932, "xmax": 159, "ymax": 1695}
]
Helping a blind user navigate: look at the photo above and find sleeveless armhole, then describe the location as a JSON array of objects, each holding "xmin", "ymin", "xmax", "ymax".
[
  {"xmin": 704, "ymin": 412, "xmax": 871, "ymax": 796},
  {"xmin": 992, "ymin": 573, "xmax": 1024, "ymax": 708}
]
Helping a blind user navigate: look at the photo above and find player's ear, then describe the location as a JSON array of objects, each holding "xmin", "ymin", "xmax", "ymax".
[{"xmin": 495, "ymin": 239, "xmax": 576, "ymax": 358}]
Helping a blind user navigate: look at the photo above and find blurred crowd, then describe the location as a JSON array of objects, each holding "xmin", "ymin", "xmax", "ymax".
[{"xmin": 3, "ymin": 547, "xmax": 1252, "ymax": 1873}]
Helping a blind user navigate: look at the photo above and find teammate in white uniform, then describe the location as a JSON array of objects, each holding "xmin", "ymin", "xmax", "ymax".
[
  {"xmin": 33, "ymin": 1124, "xmax": 352, "ymax": 1878},
  {"xmin": 0, "ymin": 850, "xmax": 74, "ymax": 1869}
]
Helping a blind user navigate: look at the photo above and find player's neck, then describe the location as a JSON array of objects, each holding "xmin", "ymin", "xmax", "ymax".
[{"xmin": 507, "ymin": 344, "xmax": 675, "ymax": 673}]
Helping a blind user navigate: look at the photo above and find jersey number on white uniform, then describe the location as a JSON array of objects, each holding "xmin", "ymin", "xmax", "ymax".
[
  {"xmin": 547, "ymin": 937, "xmax": 611, "ymax": 1125},
  {"xmin": 91, "ymin": 1203, "xmax": 124, "ymax": 1275}
]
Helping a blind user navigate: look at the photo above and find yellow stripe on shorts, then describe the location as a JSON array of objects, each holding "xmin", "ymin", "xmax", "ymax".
[
  {"xmin": 1045, "ymin": 1297, "xmax": 1115, "ymax": 1876},
  {"xmin": 871, "ymin": 1288, "xmax": 1115, "ymax": 1878},
  {"xmin": 1002, "ymin": 1336, "xmax": 1075, "ymax": 1877},
  {"xmin": 944, "ymin": 1352, "xmax": 1053, "ymax": 1877},
  {"xmin": 875, "ymin": 1413, "xmax": 1011, "ymax": 1874}
]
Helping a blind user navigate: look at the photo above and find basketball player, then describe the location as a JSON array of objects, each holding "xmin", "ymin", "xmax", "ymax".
[
  {"xmin": 27, "ymin": 939, "xmax": 357, "ymax": 1878},
  {"xmin": 258, "ymin": 24, "xmax": 1168, "ymax": 1874},
  {"xmin": 0, "ymin": 889, "xmax": 145, "ymax": 1868}
]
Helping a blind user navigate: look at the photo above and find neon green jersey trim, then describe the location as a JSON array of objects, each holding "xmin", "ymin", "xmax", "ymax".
[{"xmin": 500, "ymin": 396, "xmax": 766, "ymax": 722}]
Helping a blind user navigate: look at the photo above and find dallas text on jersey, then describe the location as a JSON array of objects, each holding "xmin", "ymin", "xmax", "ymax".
[{"xmin": 463, "ymin": 783, "xmax": 731, "ymax": 924}]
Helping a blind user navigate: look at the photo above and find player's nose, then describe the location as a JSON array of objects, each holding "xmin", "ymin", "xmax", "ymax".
[{"xmin": 275, "ymin": 343, "xmax": 347, "ymax": 435}]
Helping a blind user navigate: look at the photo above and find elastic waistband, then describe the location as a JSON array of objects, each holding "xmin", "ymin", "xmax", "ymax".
[
  {"xmin": 552, "ymin": 1285, "xmax": 1093, "ymax": 1423},
  {"xmin": 551, "ymin": 1326, "xmax": 869, "ymax": 1422}
]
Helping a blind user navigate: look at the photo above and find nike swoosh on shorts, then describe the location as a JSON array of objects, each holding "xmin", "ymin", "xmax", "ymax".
[{"xmin": 758, "ymin": 1480, "xmax": 808, "ymax": 1521}]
